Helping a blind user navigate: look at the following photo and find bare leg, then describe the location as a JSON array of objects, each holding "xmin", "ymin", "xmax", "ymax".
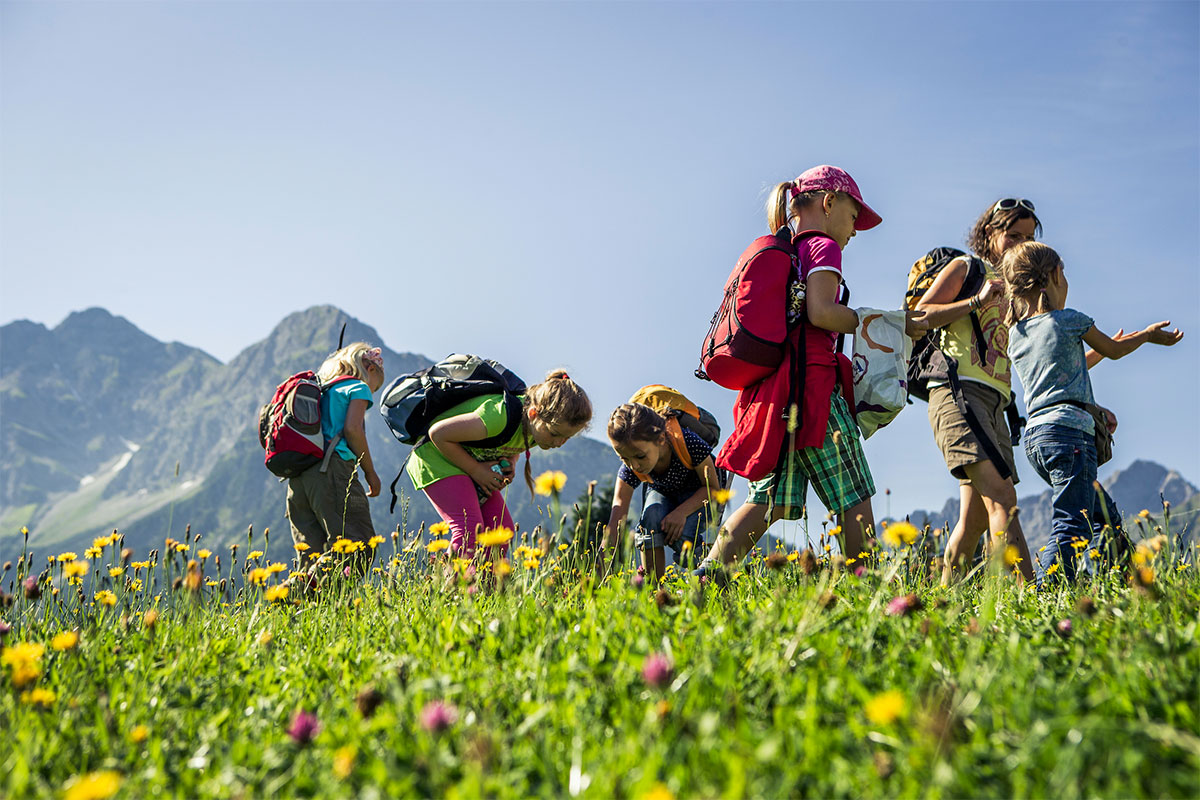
[
  {"xmin": 943, "ymin": 460, "xmax": 1034, "ymax": 583},
  {"xmin": 837, "ymin": 498, "xmax": 873, "ymax": 560},
  {"xmin": 642, "ymin": 546, "xmax": 667, "ymax": 583},
  {"xmin": 700, "ymin": 501, "xmax": 780, "ymax": 566}
]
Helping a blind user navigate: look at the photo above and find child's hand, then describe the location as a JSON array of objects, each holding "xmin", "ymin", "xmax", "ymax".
[
  {"xmin": 1142, "ymin": 320, "xmax": 1184, "ymax": 346},
  {"xmin": 364, "ymin": 469, "xmax": 381, "ymax": 498},
  {"xmin": 904, "ymin": 308, "xmax": 930, "ymax": 338},
  {"xmin": 661, "ymin": 510, "xmax": 686, "ymax": 544},
  {"xmin": 1098, "ymin": 406, "xmax": 1118, "ymax": 434},
  {"xmin": 472, "ymin": 464, "xmax": 508, "ymax": 498}
]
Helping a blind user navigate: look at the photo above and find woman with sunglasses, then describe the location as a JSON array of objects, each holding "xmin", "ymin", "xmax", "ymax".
[{"xmin": 915, "ymin": 198, "xmax": 1040, "ymax": 584}]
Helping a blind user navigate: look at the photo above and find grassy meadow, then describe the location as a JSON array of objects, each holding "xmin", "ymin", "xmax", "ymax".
[{"xmin": 1, "ymin": 490, "xmax": 1198, "ymax": 800}]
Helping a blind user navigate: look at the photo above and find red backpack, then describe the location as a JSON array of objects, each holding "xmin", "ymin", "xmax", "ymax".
[
  {"xmin": 696, "ymin": 228, "xmax": 808, "ymax": 389},
  {"xmin": 258, "ymin": 371, "xmax": 357, "ymax": 478}
]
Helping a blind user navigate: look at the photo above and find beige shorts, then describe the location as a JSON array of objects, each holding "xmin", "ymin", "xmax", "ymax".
[{"xmin": 927, "ymin": 382, "xmax": 1019, "ymax": 485}]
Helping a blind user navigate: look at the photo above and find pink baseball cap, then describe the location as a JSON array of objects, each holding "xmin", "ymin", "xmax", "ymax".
[{"xmin": 791, "ymin": 165, "xmax": 882, "ymax": 230}]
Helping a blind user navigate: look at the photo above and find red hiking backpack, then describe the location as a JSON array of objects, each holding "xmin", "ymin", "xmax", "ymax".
[
  {"xmin": 258, "ymin": 371, "xmax": 357, "ymax": 478},
  {"xmin": 696, "ymin": 228, "xmax": 816, "ymax": 390}
]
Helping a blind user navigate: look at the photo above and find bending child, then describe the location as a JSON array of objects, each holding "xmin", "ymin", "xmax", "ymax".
[
  {"xmin": 406, "ymin": 370, "xmax": 592, "ymax": 559},
  {"xmin": 287, "ymin": 343, "xmax": 385, "ymax": 556},
  {"xmin": 1002, "ymin": 241, "xmax": 1183, "ymax": 582},
  {"xmin": 603, "ymin": 403, "xmax": 725, "ymax": 581}
]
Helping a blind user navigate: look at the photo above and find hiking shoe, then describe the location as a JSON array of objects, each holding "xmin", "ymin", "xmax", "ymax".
[{"xmin": 691, "ymin": 559, "xmax": 730, "ymax": 589}]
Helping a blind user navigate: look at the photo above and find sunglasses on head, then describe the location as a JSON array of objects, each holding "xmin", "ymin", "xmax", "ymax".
[{"xmin": 992, "ymin": 198, "xmax": 1036, "ymax": 214}]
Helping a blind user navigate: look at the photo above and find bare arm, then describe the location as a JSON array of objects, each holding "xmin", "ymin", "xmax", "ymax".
[
  {"xmin": 602, "ymin": 478, "xmax": 636, "ymax": 549},
  {"xmin": 428, "ymin": 413, "xmax": 506, "ymax": 497},
  {"xmin": 806, "ymin": 270, "xmax": 858, "ymax": 334},
  {"xmin": 658, "ymin": 456, "xmax": 724, "ymax": 542},
  {"xmin": 913, "ymin": 257, "xmax": 1003, "ymax": 329},
  {"xmin": 342, "ymin": 398, "xmax": 380, "ymax": 497},
  {"xmin": 1085, "ymin": 321, "xmax": 1184, "ymax": 363}
]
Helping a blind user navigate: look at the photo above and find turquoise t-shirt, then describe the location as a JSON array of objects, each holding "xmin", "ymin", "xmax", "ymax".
[
  {"xmin": 406, "ymin": 394, "xmax": 529, "ymax": 490},
  {"xmin": 1008, "ymin": 308, "xmax": 1095, "ymax": 434},
  {"xmin": 321, "ymin": 378, "xmax": 375, "ymax": 461}
]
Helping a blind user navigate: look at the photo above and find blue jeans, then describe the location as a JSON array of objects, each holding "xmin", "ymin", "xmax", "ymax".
[
  {"xmin": 1024, "ymin": 424, "xmax": 1122, "ymax": 583},
  {"xmin": 634, "ymin": 489, "xmax": 709, "ymax": 569}
]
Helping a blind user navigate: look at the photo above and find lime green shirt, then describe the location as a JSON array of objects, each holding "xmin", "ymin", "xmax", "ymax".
[
  {"xmin": 405, "ymin": 394, "xmax": 529, "ymax": 490},
  {"xmin": 932, "ymin": 259, "xmax": 1012, "ymax": 401}
]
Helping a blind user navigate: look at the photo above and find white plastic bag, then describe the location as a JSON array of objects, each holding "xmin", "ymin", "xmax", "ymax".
[{"xmin": 851, "ymin": 308, "xmax": 912, "ymax": 439}]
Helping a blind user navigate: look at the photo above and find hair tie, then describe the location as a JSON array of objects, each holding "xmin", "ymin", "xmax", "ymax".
[{"xmin": 558, "ymin": 372, "xmax": 569, "ymax": 381}]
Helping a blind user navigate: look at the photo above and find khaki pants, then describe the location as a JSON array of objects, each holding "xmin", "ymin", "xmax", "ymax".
[{"xmin": 286, "ymin": 455, "xmax": 375, "ymax": 554}]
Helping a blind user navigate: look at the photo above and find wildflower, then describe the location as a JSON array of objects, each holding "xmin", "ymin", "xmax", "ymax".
[
  {"xmin": 631, "ymin": 573, "xmax": 645, "ymax": 589},
  {"xmin": 1138, "ymin": 509, "xmax": 1151, "ymax": 519},
  {"xmin": 639, "ymin": 783, "xmax": 675, "ymax": 800},
  {"xmin": 429, "ymin": 521, "xmax": 450, "ymax": 537},
  {"xmin": 51, "ymin": 630, "xmax": 80, "ymax": 651},
  {"xmin": 557, "ymin": 543, "xmax": 570, "ymax": 552},
  {"xmin": 257, "ymin": 630, "xmax": 273, "ymax": 647},
  {"xmin": 1003, "ymin": 546, "xmax": 1023, "ymax": 567},
  {"xmin": 427, "ymin": 540, "xmax": 450, "ymax": 553},
  {"xmin": 864, "ymin": 690, "xmax": 906, "ymax": 725},
  {"xmin": 63, "ymin": 561, "xmax": 88, "ymax": 579},
  {"xmin": 494, "ymin": 559, "xmax": 513, "ymax": 578},
  {"xmin": 420, "ymin": 700, "xmax": 459, "ymax": 733},
  {"xmin": 885, "ymin": 594, "xmax": 923, "ymax": 617},
  {"xmin": 287, "ymin": 710, "xmax": 321, "ymax": 745},
  {"xmin": 523, "ymin": 557, "xmax": 540, "ymax": 570},
  {"xmin": 197, "ymin": 549, "xmax": 212, "ymax": 559},
  {"xmin": 174, "ymin": 543, "xmax": 189, "ymax": 553},
  {"xmin": 265, "ymin": 585, "xmax": 289, "ymax": 603},
  {"xmin": 266, "ymin": 562, "xmax": 287, "ymax": 574},
  {"xmin": 881, "ymin": 521, "xmax": 919, "ymax": 548},
  {"xmin": 1146, "ymin": 534, "xmax": 1168, "ymax": 553},
  {"xmin": 247, "ymin": 549, "xmax": 264, "ymax": 559},
  {"xmin": 712, "ymin": 488, "xmax": 733, "ymax": 504},
  {"xmin": 61, "ymin": 771, "xmax": 122, "ymax": 800},
  {"xmin": 107, "ymin": 566, "xmax": 124, "ymax": 578},
  {"xmin": 1044, "ymin": 562, "xmax": 1061, "ymax": 577},
  {"xmin": 294, "ymin": 542, "xmax": 310, "ymax": 552},
  {"xmin": 2, "ymin": 641, "xmax": 45, "ymax": 688},
  {"xmin": 143, "ymin": 609, "xmax": 159, "ymax": 629},
  {"xmin": 248, "ymin": 568, "xmax": 269, "ymax": 585},
  {"xmin": 128, "ymin": 725, "xmax": 149, "ymax": 743},
  {"xmin": 333, "ymin": 745, "xmax": 356, "ymax": 779},
  {"xmin": 642, "ymin": 653, "xmax": 673, "ymax": 689},
  {"xmin": 478, "ymin": 527, "xmax": 514, "ymax": 548},
  {"xmin": 534, "ymin": 470, "xmax": 567, "ymax": 496},
  {"xmin": 1055, "ymin": 619, "xmax": 1073, "ymax": 639},
  {"xmin": 131, "ymin": 561, "xmax": 150, "ymax": 570},
  {"xmin": 23, "ymin": 687, "xmax": 56, "ymax": 707},
  {"xmin": 95, "ymin": 590, "xmax": 117, "ymax": 607},
  {"xmin": 84, "ymin": 546, "xmax": 102, "ymax": 559},
  {"xmin": 57, "ymin": 552, "xmax": 78, "ymax": 562}
]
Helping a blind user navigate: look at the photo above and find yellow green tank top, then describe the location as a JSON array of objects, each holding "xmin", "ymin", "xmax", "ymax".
[{"xmin": 935, "ymin": 259, "xmax": 1012, "ymax": 401}]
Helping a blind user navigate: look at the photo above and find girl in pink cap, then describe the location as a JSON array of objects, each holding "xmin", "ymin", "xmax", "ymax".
[{"xmin": 696, "ymin": 166, "xmax": 924, "ymax": 575}]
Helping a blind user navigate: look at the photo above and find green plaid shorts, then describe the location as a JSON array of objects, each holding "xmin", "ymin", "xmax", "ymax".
[{"xmin": 747, "ymin": 391, "xmax": 875, "ymax": 519}]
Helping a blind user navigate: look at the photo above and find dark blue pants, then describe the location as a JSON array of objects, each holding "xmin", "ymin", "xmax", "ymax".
[
  {"xmin": 634, "ymin": 489, "xmax": 708, "ymax": 569},
  {"xmin": 1024, "ymin": 424, "xmax": 1122, "ymax": 583}
]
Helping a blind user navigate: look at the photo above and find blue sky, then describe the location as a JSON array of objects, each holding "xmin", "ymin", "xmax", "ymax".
[{"xmin": 2, "ymin": 1, "xmax": 1197, "ymax": 534}]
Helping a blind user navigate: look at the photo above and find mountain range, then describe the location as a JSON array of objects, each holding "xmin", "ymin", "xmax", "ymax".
[{"xmin": 0, "ymin": 306, "xmax": 619, "ymax": 565}]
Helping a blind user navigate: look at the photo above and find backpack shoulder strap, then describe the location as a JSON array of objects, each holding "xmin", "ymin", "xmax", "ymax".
[{"xmin": 664, "ymin": 416, "xmax": 693, "ymax": 471}]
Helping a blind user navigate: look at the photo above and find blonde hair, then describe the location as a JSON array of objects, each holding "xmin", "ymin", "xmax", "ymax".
[
  {"xmin": 765, "ymin": 181, "xmax": 848, "ymax": 233},
  {"xmin": 516, "ymin": 369, "xmax": 592, "ymax": 497},
  {"xmin": 1000, "ymin": 241, "xmax": 1062, "ymax": 325},
  {"xmin": 607, "ymin": 403, "xmax": 665, "ymax": 447},
  {"xmin": 317, "ymin": 342, "xmax": 383, "ymax": 385}
]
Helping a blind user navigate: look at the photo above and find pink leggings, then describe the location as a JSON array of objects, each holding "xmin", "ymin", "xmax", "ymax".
[{"xmin": 423, "ymin": 474, "xmax": 514, "ymax": 559}]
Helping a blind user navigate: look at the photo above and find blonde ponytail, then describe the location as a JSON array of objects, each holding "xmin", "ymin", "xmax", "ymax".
[{"xmin": 766, "ymin": 181, "xmax": 795, "ymax": 233}]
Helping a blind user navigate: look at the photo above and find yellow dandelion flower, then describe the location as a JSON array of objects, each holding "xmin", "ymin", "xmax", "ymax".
[
  {"xmin": 62, "ymin": 770, "xmax": 122, "ymax": 800},
  {"xmin": 84, "ymin": 546, "xmax": 102, "ymax": 559},
  {"xmin": 426, "ymin": 539, "xmax": 451, "ymax": 553},
  {"xmin": 1003, "ymin": 546, "xmax": 1022, "ymax": 567},
  {"xmin": 523, "ymin": 558, "xmax": 540, "ymax": 570},
  {"xmin": 494, "ymin": 559, "xmax": 513, "ymax": 578},
  {"xmin": 1138, "ymin": 567, "xmax": 1156, "ymax": 585},
  {"xmin": 63, "ymin": 561, "xmax": 89, "ymax": 579},
  {"xmin": 174, "ymin": 543, "xmax": 189, "ymax": 553},
  {"xmin": 333, "ymin": 745, "xmax": 356, "ymax": 779},
  {"xmin": 197, "ymin": 549, "xmax": 212, "ymax": 559},
  {"xmin": 257, "ymin": 630, "xmax": 273, "ymax": 646},
  {"xmin": 478, "ymin": 527, "xmax": 514, "ymax": 548},
  {"xmin": 429, "ymin": 521, "xmax": 450, "ymax": 537},
  {"xmin": 108, "ymin": 566, "xmax": 124, "ymax": 578},
  {"xmin": 1044, "ymin": 562, "xmax": 1061, "ymax": 576},
  {"xmin": 131, "ymin": 561, "xmax": 150, "ymax": 570},
  {"xmin": 95, "ymin": 590, "xmax": 117, "ymax": 607},
  {"xmin": 247, "ymin": 549, "xmax": 264, "ymax": 559},
  {"xmin": 205, "ymin": 580, "xmax": 218, "ymax": 587},
  {"xmin": 24, "ymin": 687, "xmax": 56, "ymax": 707},
  {"xmin": 248, "ymin": 567, "xmax": 269, "ymax": 585},
  {"xmin": 558, "ymin": 543, "xmax": 570, "ymax": 552},
  {"xmin": 534, "ymin": 470, "xmax": 567, "ymax": 496},
  {"xmin": 264, "ymin": 585, "xmax": 289, "ymax": 602},
  {"xmin": 681, "ymin": 540, "xmax": 693, "ymax": 552},
  {"xmin": 1132, "ymin": 546, "xmax": 1153, "ymax": 566},
  {"xmin": 368, "ymin": 535, "xmax": 385, "ymax": 549},
  {"xmin": 639, "ymin": 782, "xmax": 675, "ymax": 800},
  {"xmin": 51, "ymin": 631, "xmax": 80, "ymax": 651},
  {"xmin": 882, "ymin": 521, "xmax": 919, "ymax": 548},
  {"xmin": 266, "ymin": 562, "xmax": 287, "ymax": 574},
  {"xmin": 787, "ymin": 551, "xmax": 799, "ymax": 562},
  {"xmin": 712, "ymin": 488, "xmax": 733, "ymax": 504},
  {"xmin": 1138, "ymin": 509, "xmax": 1151, "ymax": 519},
  {"xmin": 294, "ymin": 542, "xmax": 310, "ymax": 552},
  {"xmin": 56, "ymin": 552, "xmax": 78, "ymax": 562},
  {"xmin": 2, "ymin": 642, "xmax": 45, "ymax": 689},
  {"xmin": 128, "ymin": 725, "xmax": 149, "ymax": 744},
  {"xmin": 864, "ymin": 690, "xmax": 907, "ymax": 725}
]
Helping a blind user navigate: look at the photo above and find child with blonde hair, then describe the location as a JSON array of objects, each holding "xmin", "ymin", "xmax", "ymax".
[
  {"xmin": 407, "ymin": 369, "xmax": 592, "ymax": 559},
  {"xmin": 1002, "ymin": 241, "xmax": 1183, "ymax": 581},
  {"xmin": 286, "ymin": 342, "xmax": 385, "ymax": 554}
]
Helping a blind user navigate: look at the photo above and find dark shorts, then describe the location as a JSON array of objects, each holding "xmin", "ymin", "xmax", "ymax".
[
  {"xmin": 286, "ymin": 456, "xmax": 375, "ymax": 553},
  {"xmin": 928, "ymin": 382, "xmax": 1019, "ymax": 485}
]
